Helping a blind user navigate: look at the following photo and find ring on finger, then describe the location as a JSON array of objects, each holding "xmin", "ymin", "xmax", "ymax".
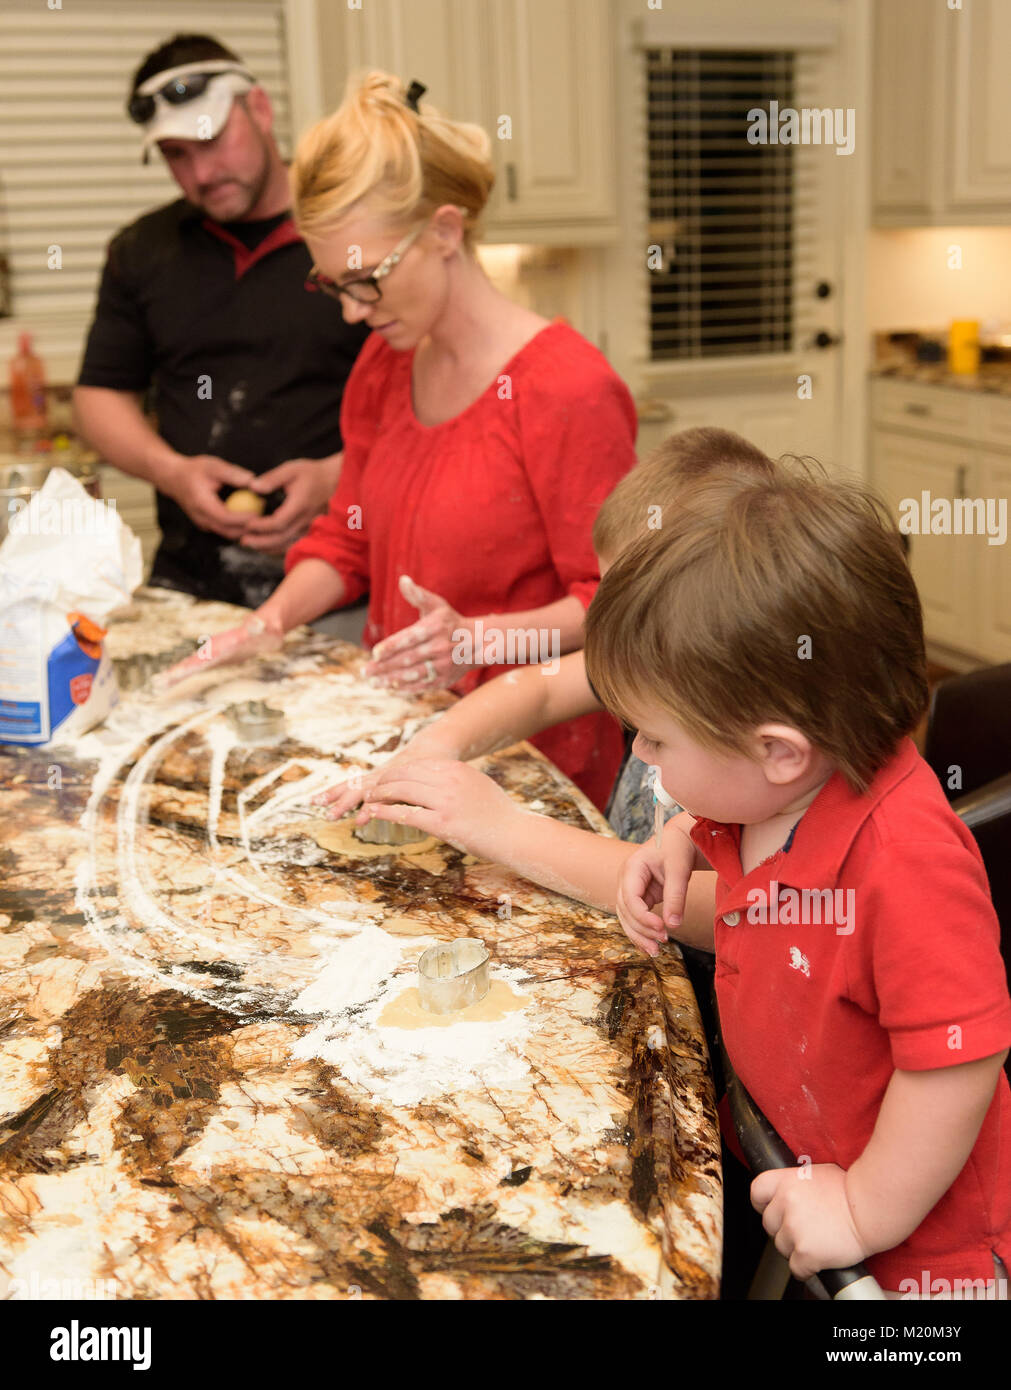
[{"xmin": 425, "ymin": 660, "xmax": 437, "ymax": 684}]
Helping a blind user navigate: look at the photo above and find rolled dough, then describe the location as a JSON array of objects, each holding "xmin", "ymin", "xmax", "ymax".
[
  {"xmin": 377, "ymin": 979, "xmax": 530, "ymax": 1029},
  {"xmin": 307, "ymin": 818, "xmax": 449, "ymax": 875}
]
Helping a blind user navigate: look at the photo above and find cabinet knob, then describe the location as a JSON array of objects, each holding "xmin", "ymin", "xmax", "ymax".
[
  {"xmin": 815, "ymin": 280, "xmax": 833, "ymax": 299},
  {"xmin": 812, "ymin": 330, "xmax": 840, "ymax": 349},
  {"xmin": 505, "ymin": 162, "xmax": 518, "ymax": 202}
]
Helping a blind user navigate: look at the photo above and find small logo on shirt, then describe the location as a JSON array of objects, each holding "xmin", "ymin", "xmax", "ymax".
[
  {"xmin": 746, "ymin": 881, "xmax": 856, "ymax": 935},
  {"xmin": 788, "ymin": 947, "xmax": 811, "ymax": 977}
]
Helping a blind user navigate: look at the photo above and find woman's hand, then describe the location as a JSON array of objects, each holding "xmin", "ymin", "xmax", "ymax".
[
  {"xmin": 156, "ymin": 610, "xmax": 285, "ymax": 690},
  {"xmin": 355, "ymin": 758, "xmax": 523, "ymax": 861},
  {"xmin": 615, "ymin": 816, "xmax": 697, "ymax": 957},
  {"xmin": 364, "ymin": 575, "xmax": 481, "ymax": 692}
]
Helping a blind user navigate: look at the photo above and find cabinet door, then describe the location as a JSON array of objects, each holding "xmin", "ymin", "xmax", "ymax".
[
  {"xmin": 484, "ymin": 0, "xmax": 617, "ymax": 236},
  {"xmin": 977, "ymin": 451, "xmax": 1011, "ymax": 662},
  {"xmin": 871, "ymin": 0, "xmax": 935, "ymax": 219},
  {"xmin": 335, "ymin": 0, "xmax": 487, "ymax": 128},
  {"xmin": 946, "ymin": 0, "xmax": 1011, "ymax": 212},
  {"xmin": 872, "ymin": 431, "xmax": 977, "ymax": 654}
]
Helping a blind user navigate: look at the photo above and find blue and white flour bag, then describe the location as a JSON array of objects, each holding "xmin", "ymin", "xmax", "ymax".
[{"xmin": 0, "ymin": 468, "xmax": 142, "ymax": 746}]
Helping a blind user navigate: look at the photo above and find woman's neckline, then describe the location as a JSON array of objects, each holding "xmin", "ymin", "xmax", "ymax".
[{"xmin": 405, "ymin": 316, "xmax": 564, "ymax": 432}]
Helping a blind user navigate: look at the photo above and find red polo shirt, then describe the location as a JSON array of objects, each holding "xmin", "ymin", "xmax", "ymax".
[{"xmin": 692, "ymin": 737, "xmax": 1011, "ymax": 1289}]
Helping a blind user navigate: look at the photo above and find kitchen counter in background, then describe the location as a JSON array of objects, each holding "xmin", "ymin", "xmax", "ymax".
[{"xmin": 0, "ymin": 589, "xmax": 721, "ymax": 1300}]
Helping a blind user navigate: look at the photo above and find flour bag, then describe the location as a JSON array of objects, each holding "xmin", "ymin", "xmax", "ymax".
[{"xmin": 0, "ymin": 467, "xmax": 142, "ymax": 745}]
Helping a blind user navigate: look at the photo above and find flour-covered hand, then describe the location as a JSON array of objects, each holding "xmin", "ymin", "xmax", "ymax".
[{"xmin": 357, "ymin": 758, "xmax": 521, "ymax": 859}]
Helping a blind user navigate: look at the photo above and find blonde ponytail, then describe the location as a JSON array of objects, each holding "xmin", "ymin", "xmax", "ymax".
[{"xmin": 291, "ymin": 71, "xmax": 494, "ymax": 244}]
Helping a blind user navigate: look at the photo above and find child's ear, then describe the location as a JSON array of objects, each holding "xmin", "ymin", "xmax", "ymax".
[{"xmin": 753, "ymin": 723, "xmax": 815, "ymax": 786}]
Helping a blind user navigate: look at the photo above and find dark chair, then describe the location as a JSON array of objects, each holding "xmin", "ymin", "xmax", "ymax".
[{"xmin": 923, "ymin": 662, "xmax": 1011, "ymax": 1014}]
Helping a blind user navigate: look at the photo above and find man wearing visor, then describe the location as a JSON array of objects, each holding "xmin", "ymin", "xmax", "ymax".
[{"xmin": 74, "ymin": 34, "xmax": 369, "ymax": 608}]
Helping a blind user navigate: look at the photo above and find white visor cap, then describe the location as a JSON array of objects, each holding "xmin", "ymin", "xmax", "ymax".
[{"xmin": 135, "ymin": 61, "xmax": 256, "ymax": 161}]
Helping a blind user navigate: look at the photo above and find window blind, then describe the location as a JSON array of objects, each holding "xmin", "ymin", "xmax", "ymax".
[
  {"xmin": 0, "ymin": 0, "xmax": 292, "ymax": 325},
  {"xmin": 645, "ymin": 47, "xmax": 828, "ymax": 362}
]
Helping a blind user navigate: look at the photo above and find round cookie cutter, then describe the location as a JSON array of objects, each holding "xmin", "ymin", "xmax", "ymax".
[
  {"xmin": 226, "ymin": 699, "xmax": 286, "ymax": 742},
  {"xmin": 356, "ymin": 817, "xmax": 429, "ymax": 846},
  {"xmin": 417, "ymin": 937, "xmax": 491, "ymax": 1015}
]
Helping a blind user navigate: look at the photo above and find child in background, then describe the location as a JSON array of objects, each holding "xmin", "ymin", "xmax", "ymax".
[
  {"xmin": 584, "ymin": 464, "xmax": 1011, "ymax": 1295},
  {"xmin": 319, "ymin": 428, "xmax": 775, "ymax": 919}
]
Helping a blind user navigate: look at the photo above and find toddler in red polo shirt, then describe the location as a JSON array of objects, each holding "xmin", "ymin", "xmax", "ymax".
[{"xmin": 585, "ymin": 462, "xmax": 1011, "ymax": 1296}]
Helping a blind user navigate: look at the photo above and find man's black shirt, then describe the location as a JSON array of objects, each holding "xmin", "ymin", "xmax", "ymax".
[{"xmin": 78, "ymin": 198, "xmax": 369, "ymax": 606}]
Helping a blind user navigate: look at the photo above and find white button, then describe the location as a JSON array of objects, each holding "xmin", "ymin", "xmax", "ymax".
[{"xmin": 723, "ymin": 910, "xmax": 741, "ymax": 926}]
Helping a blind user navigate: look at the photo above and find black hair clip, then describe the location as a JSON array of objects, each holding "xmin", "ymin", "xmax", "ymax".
[{"xmin": 405, "ymin": 80, "xmax": 426, "ymax": 113}]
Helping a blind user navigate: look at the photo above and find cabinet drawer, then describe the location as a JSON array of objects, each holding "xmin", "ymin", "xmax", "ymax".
[
  {"xmin": 870, "ymin": 379, "xmax": 975, "ymax": 437},
  {"xmin": 976, "ymin": 395, "xmax": 1011, "ymax": 451}
]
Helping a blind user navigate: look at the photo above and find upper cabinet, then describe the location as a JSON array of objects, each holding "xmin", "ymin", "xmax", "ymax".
[
  {"xmin": 328, "ymin": 0, "xmax": 617, "ymax": 244},
  {"xmin": 873, "ymin": 0, "xmax": 1011, "ymax": 225}
]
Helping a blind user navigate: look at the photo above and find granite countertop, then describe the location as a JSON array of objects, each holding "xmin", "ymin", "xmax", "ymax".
[
  {"xmin": 0, "ymin": 589, "xmax": 721, "ymax": 1301},
  {"xmin": 871, "ymin": 361, "xmax": 1011, "ymax": 396}
]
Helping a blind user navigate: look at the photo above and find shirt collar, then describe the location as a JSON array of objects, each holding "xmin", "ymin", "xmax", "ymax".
[{"xmin": 691, "ymin": 737, "xmax": 922, "ymax": 891}]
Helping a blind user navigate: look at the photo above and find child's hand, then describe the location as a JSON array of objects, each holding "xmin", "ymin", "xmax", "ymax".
[
  {"xmin": 615, "ymin": 817, "xmax": 696, "ymax": 958},
  {"xmin": 357, "ymin": 758, "xmax": 523, "ymax": 860},
  {"xmin": 750, "ymin": 1164, "xmax": 873, "ymax": 1281}
]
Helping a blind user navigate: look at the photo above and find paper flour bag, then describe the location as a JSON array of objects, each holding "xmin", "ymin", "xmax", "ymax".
[{"xmin": 0, "ymin": 467, "xmax": 143, "ymax": 746}]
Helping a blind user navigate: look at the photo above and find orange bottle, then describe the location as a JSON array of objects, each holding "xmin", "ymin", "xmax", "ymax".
[{"xmin": 9, "ymin": 332, "xmax": 48, "ymax": 434}]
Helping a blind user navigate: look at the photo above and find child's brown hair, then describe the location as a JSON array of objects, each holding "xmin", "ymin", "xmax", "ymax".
[
  {"xmin": 585, "ymin": 461, "xmax": 928, "ymax": 792},
  {"xmin": 592, "ymin": 427, "xmax": 777, "ymax": 560}
]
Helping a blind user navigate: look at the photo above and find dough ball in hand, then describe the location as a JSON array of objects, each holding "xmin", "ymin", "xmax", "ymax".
[{"xmin": 224, "ymin": 488, "xmax": 266, "ymax": 516}]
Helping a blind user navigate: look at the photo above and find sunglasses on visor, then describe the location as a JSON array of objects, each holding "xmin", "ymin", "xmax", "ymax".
[{"xmin": 127, "ymin": 68, "xmax": 254, "ymax": 125}]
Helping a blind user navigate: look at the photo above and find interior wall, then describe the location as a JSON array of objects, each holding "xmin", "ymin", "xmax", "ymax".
[{"xmin": 867, "ymin": 227, "xmax": 1011, "ymax": 333}]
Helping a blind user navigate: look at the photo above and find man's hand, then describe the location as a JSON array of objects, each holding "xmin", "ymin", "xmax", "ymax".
[
  {"xmin": 355, "ymin": 758, "xmax": 522, "ymax": 860},
  {"xmin": 155, "ymin": 610, "xmax": 285, "ymax": 690},
  {"xmin": 365, "ymin": 575, "xmax": 480, "ymax": 691},
  {"xmin": 751, "ymin": 1164, "xmax": 874, "ymax": 1282},
  {"xmin": 239, "ymin": 457, "xmax": 340, "ymax": 555},
  {"xmin": 161, "ymin": 453, "xmax": 258, "ymax": 538},
  {"xmin": 615, "ymin": 814, "xmax": 697, "ymax": 957}
]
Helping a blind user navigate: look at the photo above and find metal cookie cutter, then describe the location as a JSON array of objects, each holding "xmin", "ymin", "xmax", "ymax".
[
  {"xmin": 417, "ymin": 938, "xmax": 491, "ymax": 1015},
  {"xmin": 356, "ymin": 817, "xmax": 428, "ymax": 846},
  {"xmin": 226, "ymin": 699, "xmax": 285, "ymax": 742}
]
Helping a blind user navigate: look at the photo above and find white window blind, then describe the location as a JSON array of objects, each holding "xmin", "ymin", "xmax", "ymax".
[
  {"xmin": 0, "ymin": 0, "xmax": 292, "ymax": 328},
  {"xmin": 645, "ymin": 47, "xmax": 829, "ymax": 362}
]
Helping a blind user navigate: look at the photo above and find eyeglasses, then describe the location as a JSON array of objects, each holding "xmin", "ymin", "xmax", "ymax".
[
  {"xmin": 304, "ymin": 222, "xmax": 428, "ymax": 305},
  {"xmin": 127, "ymin": 67, "xmax": 253, "ymax": 125},
  {"xmin": 304, "ymin": 208, "xmax": 468, "ymax": 305}
]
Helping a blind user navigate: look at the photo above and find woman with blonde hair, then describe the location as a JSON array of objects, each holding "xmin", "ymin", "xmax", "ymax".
[{"xmin": 167, "ymin": 71, "xmax": 636, "ymax": 810}]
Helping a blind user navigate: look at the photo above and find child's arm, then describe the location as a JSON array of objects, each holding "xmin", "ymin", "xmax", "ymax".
[
  {"xmin": 356, "ymin": 757, "xmax": 716, "ymax": 923},
  {"xmin": 752, "ymin": 1053, "xmax": 1009, "ymax": 1280},
  {"xmin": 317, "ymin": 653, "xmax": 600, "ymax": 817}
]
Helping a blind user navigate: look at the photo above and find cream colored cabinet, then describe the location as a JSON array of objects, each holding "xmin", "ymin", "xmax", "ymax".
[
  {"xmin": 482, "ymin": 0, "xmax": 617, "ymax": 240},
  {"xmin": 873, "ymin": 0, "xmax": 1011, "ymax": 225},
  {"xmin": 871, "ymin": 0, "xmax": 938, "ymax": 221},
  {"xmin": 870, "ymin": 379, "xmax": 1011, "ymax": 665},
  {"xmin": 330, "ymin": 0, "xmax": 617, "ymax": 243},
  {"xmin": 872, "ymin": 429, "xmax": 977, "ymax": 652},
  {"xmin": 946, "ymin": 0, "xmax": 1011, "ymax": 212}
]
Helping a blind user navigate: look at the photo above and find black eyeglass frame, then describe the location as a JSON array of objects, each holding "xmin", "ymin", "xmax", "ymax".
[{"xmin": 304, "ymin": 206, "xmax": 469, "ymax": 305}]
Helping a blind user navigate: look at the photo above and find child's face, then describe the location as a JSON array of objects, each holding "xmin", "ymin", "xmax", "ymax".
[{"xmin": 626, "ymin": 701, "xmax": 791, "ymax": 825}]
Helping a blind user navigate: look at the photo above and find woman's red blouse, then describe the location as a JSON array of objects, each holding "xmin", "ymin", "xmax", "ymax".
[{"xmin": 286, "ymin": 319, "xmax": 636, "ymax": 810}]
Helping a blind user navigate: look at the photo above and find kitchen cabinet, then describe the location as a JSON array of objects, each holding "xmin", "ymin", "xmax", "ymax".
[
  {"xmin": 870, "ymin": 378, "xmax": 1011, "ymax": 665},
  {"xmin": 872, "ymin": 0, "xmax": 1011, "ymax": 225},
  {"xmin": 332, "ymin": 0, "xmax": 617, "ymax": 244}
]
